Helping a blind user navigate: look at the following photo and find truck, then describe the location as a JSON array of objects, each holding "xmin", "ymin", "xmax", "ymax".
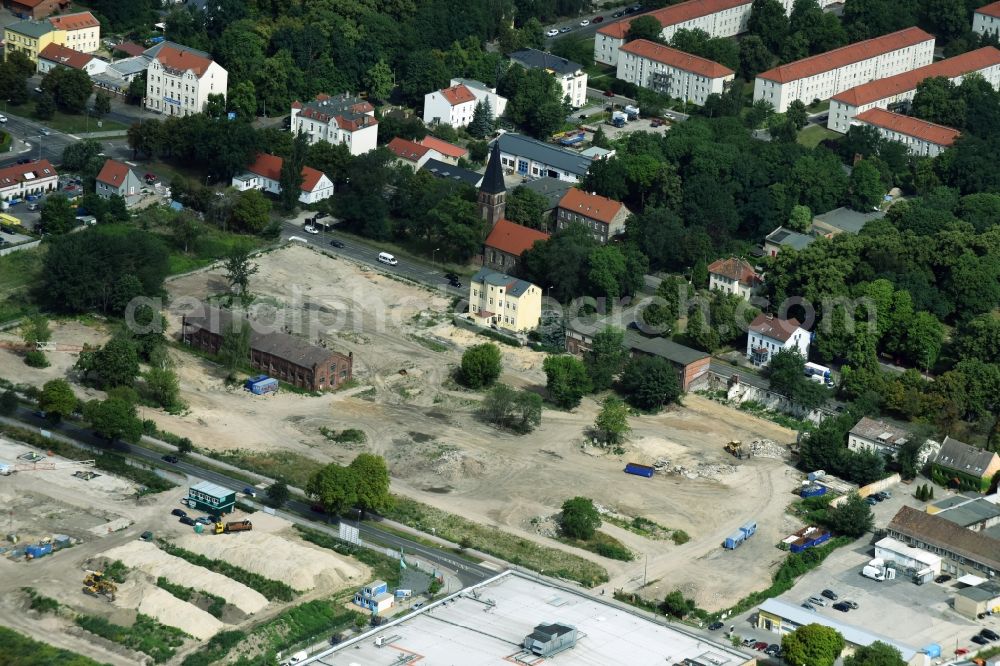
[
  {"xmin": 861, "ymin": 558, "xmax": 896, "ymax": 581},
  {"xmin": 608, "ymin": 111, "xmax": 627, "ymax": 128},
  {"xmin": 725, "ymin": 440, "xmax": 749, "ymax": 459},
  {"xmin": 624, "ymin": 462, "xmax": 655, "ymax": 478},
  {"xmin": 624, "ymin": 104, "xmax": 640, "ymax": 120},
  {"xmin": 215, "ymin": 520, "xmax": 253, "ymax": 534},
  {"xmin": 739, "ymin": 521, "xmax": 757, "ymax": 539},
  {"xmin": 804, "ymin": 362, "xmax": 834, "ymax": 387}
]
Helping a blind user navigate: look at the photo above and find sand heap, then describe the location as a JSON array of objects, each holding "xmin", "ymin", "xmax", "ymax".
[
  {"xmin": 113, "ymin": 578, "xmax": 224, "ymax": 640},
  {"xmin": 175, "ymin": 531, "xmax": 366, "ymax": 592},
  {"xmin": 102, "ymin": 540, "xmax": 268, "ymax": 614}
]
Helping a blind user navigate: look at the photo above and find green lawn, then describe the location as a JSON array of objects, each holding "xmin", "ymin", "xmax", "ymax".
[
  {"xmin": 3, "ymin": 101, "xmax": 128, "ymax": 134},
  {"xmin": 0, "ymin": 245, "xmax": 44, "ymax": 323},
  {"xmin": 797, "ymin": 124, "xmax": 839, "ymax": 148}
]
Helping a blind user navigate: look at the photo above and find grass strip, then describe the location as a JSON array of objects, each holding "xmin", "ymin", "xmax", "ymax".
[
  {"xmin": 0, "ymin": 626, "xmax": 105, "ymax": 666},
  {"xmin": 156, "ymin": 577, "xmax": 227, "ymax": 618},
  {"xmin": 75, "ymin": 613, "xmax": 187, "ymax": 664}
]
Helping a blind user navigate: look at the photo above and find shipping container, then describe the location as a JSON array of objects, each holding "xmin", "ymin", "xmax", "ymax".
[
  {"xmin": 245, "ymin": 375, "xmax": 278, "ymax": 395},
  {"xmin": 807, "ymin": 470, "xmax": 826, "ymax": 481},
  {"xmin": 624, "ymin": 463, "xmax": 655, "ymax": 478},
  {"xmin": 723, "ymin": 531, "xmax": 745, "ymax": 549},
  {"xmin": 800, "ymin": 485, "xmax": 827, "ymax": 498},
  {"xmin": 26, "ymin": 543, "xmax": 52, "ymax": 559},
  {"xmin": 739, "ymin": 521, "xmax": 757, "ymax": 538}
]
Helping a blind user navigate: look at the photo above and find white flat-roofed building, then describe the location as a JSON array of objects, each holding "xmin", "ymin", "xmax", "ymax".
[
  {"xmin": 828, "ymin": 47, "xmax": 1000, "ymax": 132},
  {"xmin": 854, "ymin": 108, "xmax": 960, "ymax": 156},
  {"xmin": 754, "ymin": 27, "xmax": 934, "ymax": 112},
  {"xmin": 300, "ymin": 570, "xmax": 754, "ymax": 666},
  {"xmin": 974, "ymin": 1, "xmax": 1000, "ymax": 37},
  {"xmin": 617, "ymin": 39, "xmax": 734, "ymax": 105}
]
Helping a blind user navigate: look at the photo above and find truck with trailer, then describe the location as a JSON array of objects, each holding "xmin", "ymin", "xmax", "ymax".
[
  {"xmin": 608, "ymin": 111, "xmax": 627, "ymax": 128},
  {"xmin": 214, "ymin": 520, "xmax": 253, "ymax": 534},
  {"xmin": 804, "ymin": 362, "xmax": 834, "ymax": 387},
  {"xmin": 624, "ymin": 105, "xmax": 640, "ymax": 121}
]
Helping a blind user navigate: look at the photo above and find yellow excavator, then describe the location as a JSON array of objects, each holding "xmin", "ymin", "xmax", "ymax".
[
  {"xmin": 82, "ymin": 571, "xmax": 118, "ymax": 601},
  {"xmin": 725, "ymin": 440, "xmax": 749, "ymax": 459}
]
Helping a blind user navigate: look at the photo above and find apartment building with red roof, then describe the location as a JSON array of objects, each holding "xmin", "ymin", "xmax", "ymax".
[
  {"xmin": 423, "ymin": 78, "xmax": 507, "ymax": 129},
  {"xmin": 854, "ymin": 108, "xmax": 960, "ymax": 157},
  {"xmin": 48, "ymin": 11, "xmax": 100, "ymax": 52},
  {"xmin": 753, "ymin": 27, "xmax": 934, "ymax": 112},
  {"xmin": 617, "ymin": 39, "xmax": 734, "ymax": 106},
  {"xmin": 7, "ymin": 0, "xmax": 69, "ymax": 20},
  {"xmin": 291, "ymin": 93, "xmax": 378, "ymax": 156},
  {"xmin": 827, "ymin": 47, "xmax": 1000, "ymax": 132},
  {"xmin": 145, "ymin": 42, "xmax": 228, "ymax": 118},
  {"xmin": 974, "ymin": 1, "xmax": 1000, "ymax": 38},
  {"xmin": 555, "ymin": 189, "xmax": 630, "ymax": 243},
  {"xmin": 231, "ymin": 154, "xmax": 334, "ymax": 204}
]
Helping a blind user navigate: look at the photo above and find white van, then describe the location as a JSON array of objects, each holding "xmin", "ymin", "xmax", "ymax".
[{"xmin": 378, "ymin": 252, "xmax": 398, "ymax": 266}]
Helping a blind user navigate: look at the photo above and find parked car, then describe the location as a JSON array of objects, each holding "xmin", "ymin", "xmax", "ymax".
[
  {"xmin": 982, "ymin": 629, "xmax": 1000, "ymax": 641},
  {"xmin": 162, "ymin": 455, "xmax": 179, "ymax": 464},
  {"xmin": 314, "ymin": 211, "xmax": 328, "ymax": 220},
  {"xmin": 447, "ymin": 277, "xmax": 461, "ymax": 288},
  {"xmin": 40, "ymin": 128, "xmax": 50, "ymax": 135},
  {"xmin": 329, "ymin": 238, "xmax": 345, "ymax": 248},
  {"xmin": 243, "ymin": 486, "xmax": 257, "ymax": 497},
  {"xmin": 612, "ymin": 11, "xmax": 624, "ymax": 17},
  {"xmin": 140, "ymin": 531, "xmax": 154, "ymax": 541},
  {"xmin": 559, "ymin": 26, "xmax": 572, "ymax": 32},
  {"xmin": 546, "ymin": 28, "xmax": 559, "ymax": 37},
  {"xmin": 651, "ymin": 118, "xmax": 664, "ymax": 127},
  {"xmin": 741, "ymin": 638, "xmax": 756, "ymax": 647},
  {"xmin": 593, "ymin": 15, "xmax": 604, "ymax": 22},
  {"xmin": 765, "ymin": 645, "xmax": 781, "ymax": 656},
  {"xmin": 171, "ymin": 509, "xmax": 187, "ymax": 517},
  {"xmin": 821, "ymin": 589, "xmax": 838, "ymax": 601},
  {"xmin": 179, "ymin": 516, "xmax": 196, "ymax": 525},
  {"xmin": 195, "ymin": 516, "xmax": 213, "ymax": 525},
  {"xmin": 801, "ymin": 602, "xmax": 816, "ymax": 611},
  {"xmin": 833, "ymin": 602, "xmax": 850, "ymax": 612},
  {"xmin": 604, "ymin": 89, "xmax": 615, "ymax": 97},
  {"xmin": 972, "ymin": 635, "xmax": 990, "ymax": 645},
  {"xmin": 304, "ymin": 224, "xmax": 318, "ymax": 234},
  {"xmin": 754, "ymin": 641, "xmax": 769, "ymax": 651},
  {"xmin": 807, "ymin": 596, "xmax": 827, "ymax": 607},
  {"xmin": 579, "ymin": 19, "xmax": 589, "ymax": 26},
  {"xmin": 844, "ymin": 600, "xmax": 859, "ymax": 609},
  {"xmin": 144, "ymin": 173, "xmax": 157, "ymax": 184},
  {"xmin": 0, "ymin": 115, "xmax": 6, "ymax": 123},
  {"xmin": 866, "ymin": 497, "xmax": 879, "ymax": 505},
  {"xmin": 27, "ymin": 203, "xmax": 38, "ymax": 211},
  {"xmin": 708, "ymin": 621, "xmax": 724, "ymax": 631},
  {"xmin": 935, "ymin": 574, "xmax": 952, "ymax": 583}
]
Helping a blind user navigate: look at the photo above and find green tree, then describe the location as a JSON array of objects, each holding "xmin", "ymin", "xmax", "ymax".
[
  {"xmin": 176, "ymin": 437, "xmax": 193, "ymax": 455},
  {"xmin": 626, "ymin": 15, "xmax": 663, "ymax": 43},
  {"xmin": 219, "ymin": 319, "xmax": 251, "ymax": 377},
  {"xmin": 620, "ymin": 355, "xmax": 681, "ymax": 410},
  {"xmin": 230, "ymin": 189, "xmax": 271, "ymax": 234},
  {"xmin": 93, "ymin": 91, "xmax": 111, "ymax": 118},
  {"xmin": 585, "ymin": 326, "xmax": 626, "ymax": 392},
  {"xmin": 788, "ymin": 204, "xmax": 812, "ymax": 231},
  {"xmin": 20, "ymin": 314, "xmax": 51, "ymax": 349},
  {"xmin": 504, "ymin": 185, "xmax": 548, "ymax": 229},
  {"xmin": 227, "ymin": 80, "xmax": 257, "ymax": 120},
  {"xmin": 459, "ymin": 343, "xmax": 502, "ymax": 389},
  {"xmin": 748, "ymin": 0, "xmax": 789, "ymax": 53},
  {"xmin": 468, "ymin": 99, "xmax": 494, "ymax": 139},
  {"xmin": 0, "ymin": 389, "xmax": 18, "ymax": 416},
  {"xmin": 34, "ymin": 91, "xmax": 56, "ymax": 120},
  {"xmin": 223, "ymin": 243, "xmax": 260, "ymax": 306},
  {"xmin": 848, "ymin": 159, "xmax": 883, "ymax": 211},
  {"xmin": 782, "ymin": 624, "xmax": 845, "ymax": 666},
  {"xmin": 593, "ymin": 396, "xmax": 630, "ymax": 446},
  {"xmin": 61, "ymin": 139, "xmax": 103, "ymax": 172},
  {"xmin": 364, "ymin": 59, "xmax": 394, "ymax": 101},
  {"xmin": 480, "ymin": 384, "xmax": 542, "ymax": 434},
  {"xmin": 902, "ymin": 311, "xmax": 943, "ymax": 371},
  {"xmin": 41, "ymin": 66, "xmax": 93, "ymax": 114},
  {"xmin": 825, "ymin": 492, "xmax": 874, "ymax": 538},
  {"xmin": 266, "ymin": 479, "xmax": 290, "ymax": 508},
  {"xmin": 39, "ymin": 379, "xmax": 76, "ymax": 422},
  {"xmin": 787, "ymin": 99, "xmax": 809, "ymax": 130},
  {"xmin": 686, "ymin": 305, "xmax": 720, "ymax": 353},
  {"xmin": 660, "ymin": 590, "xmax": 695, "ymax": 618},
  {"xmin": 39, "ymin": 195, "xmax": 76, "ymax": 235},
  {"xmin": 543, "ymin": 355, "xmax": 592, "ymax": 409},
  {"xmin": 844, "ymin": 642, "xmax": 905, "ymax": 666},
  {"xmin": 82, "ymin": 335, "xmax": 140, "ymax": 389},
  {"xmin": 278, "ymin": 132, "xmax": 307, "ymax": 212},
  {"xmin": 739, "ymin": 35, "xmax": 773, "ymax": 80},
  {"xmin": 144, "ymin": 367, "xmax": 182, "ymax": 411},
  {"xmin": 560, "ymin": 496, "xmax": 600, "ymax": 540},
  {"xmin": 348, "ymin": 453, "xmax": 392, "ymax": 516},
  {"xmin": 84, "ymin": 398, "xmax": 142, "ymax": 442},
  {"xmin": 767, "ymin": 349, "xmax": 829, "ymax": 409},
  {"xmin": 306, "ymin": 463, "xmax": 357, "ymax": 515}
]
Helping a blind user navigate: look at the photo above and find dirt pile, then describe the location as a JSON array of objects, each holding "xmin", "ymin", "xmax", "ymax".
[
  {"xmin": 113, "ymin": 578, "xmax": 223, "ymax": 640},
  {"xmin": 102, "ymin": 541, "xmax": 268, "ymax": 614}
]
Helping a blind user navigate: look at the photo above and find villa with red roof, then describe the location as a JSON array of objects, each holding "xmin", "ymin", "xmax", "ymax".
[
  {"xmin": 753, "ymin": 27, "xmax": 934, "ymax": 113},
  {"xmin": 417, "ymin": 135, "xmax": 468, "ymax": 165},
  {"xmin": 555, "ymin": 189, "xmax": 630, "ymax": 243},
  {"xmin": 48, "ymin": 11, "xmax": 100, "ymax": 52},
  {"xmin": 974, "ymin": 1, "xmax": 1000, "ymax": 38},
  {"xmin": 144, "ymin": 42, "xmax": 228, "ymax": 117},
  {"xmin": 387, "ymin": 137, "xmax": 439, "ymax": 170},
  {"xmin": 95, "ymin": 159, "xmax": 141, "ymax": 203},
  {"xmin": 854, "ymin": 108, "xmax": 960, "ymax": 157},
  {"xmin": 483, "ymin": 219, "xmax": 550, "ymax": 273},
  {"xmin": 827, "ymin": 47, "xmax": 1000, "ymax": 132},
  {"xmin": 423, "ymin": 78, "xmax": 507, "ymax": 128},
  {"xmin": 708, "ymin": 257, "xmax": 761, "ymax": 301},
  {"xmin": 231, "ymin": 154, "xmax": 334, "ymax": 204},
  {"xmin": 746, "ymin": 313, "xmax": 809, "ymax": 367},
  {"xmin": 291, "ymin": 93, "xmax": 378, "ymax": 156},
  {"xmin": 616, "ymin": 39, "xmax": 734, "ymax": 106}
]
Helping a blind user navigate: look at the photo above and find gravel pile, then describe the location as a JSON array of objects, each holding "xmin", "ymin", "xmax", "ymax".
[{"xmin": 750, "ymin": 439, "xmax": 786, "ymax": 459}]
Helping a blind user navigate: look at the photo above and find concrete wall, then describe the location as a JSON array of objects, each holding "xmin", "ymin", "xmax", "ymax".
[
  {"xmin": 700, "ymin": 373, "xmax": 829, "ymax": 424},
  {"xmin": 828, "ymin": 474, "xmax": 901, "ymax": 507},
  {"xmin": 0, "ymin": 240, "xmax": 40, "ymax": 256}
]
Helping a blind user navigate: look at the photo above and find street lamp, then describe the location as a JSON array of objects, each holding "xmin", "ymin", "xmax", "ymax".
[{"xmin": 432, "ymin": 247, "xmax": 440, "ymax": 263}]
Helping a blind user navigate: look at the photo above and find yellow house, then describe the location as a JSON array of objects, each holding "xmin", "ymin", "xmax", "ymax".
[
  {"xmin": 468, "ymin": 268, "xmax": 542, "ymax": 333},
  {"xmin": 48, "ymin": 12, "xmax": 101, "ymax": 54},
  {"xmin": 3, "ymin": 20, "xmax": 62, "ymax": 63}
]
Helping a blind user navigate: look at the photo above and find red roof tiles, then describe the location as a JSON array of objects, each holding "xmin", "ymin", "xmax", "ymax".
[
  {"xmin": 749, "ymin": 313, "xmax": 802, "ymax": 342},
  {"xmin": 48, "ymin": 11, "xmax": 99, "ymax": 30},
  {"xmin": 619, "ymin": 39, "xmax": 734, "ymax": 79},
  {"xmin": 387, "ymin": 137, "xmax": 432, "ymax": 163},
  {"xmin": 708, "ymin": 257, "xmax": 760, "ymax": 286},
  {"xmin": 418, "ymin": 135, "xmax": 468, "ymax": 159},
  {"xmin": 977, "ymin": 0, "xmax": 1000, "ymax": 18},
  {"xmin": 854, "ymin": 108, "xmax": 960, "ymax": 147},
  {"xmin": 439, "ymin": 84, "xmax": 476, "ymax": 106},
  {"xmin": 154, "ymin": 44, "xmax": 213, "ymax": 77},
  {"xmin": 757, "ymin": 27, "xmax": 933, "ymax": 84},
  {"xmin": 38, "ymin": 43, "xmax": 92, "ymax": 69},
  {"xmin": 484, "ymin": 219, "xmax": 550, "ymax": 257},
  {"xmin": 113, "ymin": 41, "xmax": 146, "ymax": 57},
  {"xmin": 0, "ymin": 159, "xmax": 57, "ymax": 189},
  {"xmin": 96, "ymin": 159, "xmax": 132, "ymax": 187},
  {"xmin": 558, "ymin": 189, "xmax": 627, "ymax": 225},
  {"xmin": 832, "ymin": 47, "xmax": 1000, "ymax": 107},
  {"xmin": 245, "ymin": 154, "xmax": 329, "ymax": 193},
  {"xmin": 597, "ymin": 0, "xmax": 750, "ymax": 39}
]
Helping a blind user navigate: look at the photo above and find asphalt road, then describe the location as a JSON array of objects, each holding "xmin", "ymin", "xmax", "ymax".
[
  {"xmin": 9, "ymin": 407, "xmax": 495, "ymax": 586},
  {"xmin": 0, "ymin": 113, "xmax": 75, "ymax": 168},
  {"xmin": 543, "ymin": 4, "xmax": 651, "ymax": 44}
]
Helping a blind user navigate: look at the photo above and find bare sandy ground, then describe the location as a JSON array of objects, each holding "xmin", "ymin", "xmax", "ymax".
[
  {"xmin": 0, "ymin": 319, "xmax": 110, "ymax": 394},
  {"xmin": 112, "ymin": 577, "xmax": 224, "ymax": 640}
]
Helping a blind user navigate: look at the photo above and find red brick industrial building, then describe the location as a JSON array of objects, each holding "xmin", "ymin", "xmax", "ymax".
[{"xmin": 5, "ymin": 0, "xmax": 70, "ymax": 19}]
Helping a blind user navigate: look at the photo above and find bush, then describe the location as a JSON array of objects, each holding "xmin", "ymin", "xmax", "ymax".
[
  {"xmin": 75, "ymin": 613, "xmax": 187, "ymax": 663},
  {"xmin": 561, "ymin": 497, "xmax": 601, "ymax": 540},
  {"xmin": 459, "ymin": 343, "xmax": 502, "ymax": 388},
  {"xmin": 180, "ymin": 631, "xmax": 246, "ymax": 666},
  {"xmin": 24, "ymin": 350, "xmax": 49, "ymax": 368},
  {"xmin": 671, "ymin": 530, "xmax": 690, "ymax": 545},
  {"xmin": 0, "ymin": 626, "xmax": 104, "ymax": 666},
  {"xmin": 594, "ymin": 541, "xmax": 633, "ymax": 561}
]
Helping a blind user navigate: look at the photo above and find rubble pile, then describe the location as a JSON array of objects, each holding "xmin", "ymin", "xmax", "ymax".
[{"xmin": 749, "ymin": 439, "xmax": 786, "ymax": 459}]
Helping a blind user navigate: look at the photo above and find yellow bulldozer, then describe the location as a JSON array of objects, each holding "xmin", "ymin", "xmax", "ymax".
[
  {"xmin": 725, "ymin": 440, "xmax": 749, "ymax": 460},
  {"xmin": 82, "ymin": 571, "xmax": 117, "ymax": 601}
]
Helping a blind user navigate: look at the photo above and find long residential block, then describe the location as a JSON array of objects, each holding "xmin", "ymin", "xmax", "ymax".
[
  {"xmin": 617, "ymin": 39, "xmax": 734, "ymax": 105},
  {"xmin": 974, "ymin": 1, "xmax": 1000, "ymax": 38},
  {"xmin": 854, "ymin": 108, "xmax": 960, "ymax": 157},
  {"xmin": 753, "ymin": 27, "xmax": 934, "ymax": 112},
  {"xmin": 828, "ymin": 47, "xmax": 1000, "ymax": 132}
]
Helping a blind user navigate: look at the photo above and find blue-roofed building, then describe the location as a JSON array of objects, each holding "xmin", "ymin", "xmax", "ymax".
[
  {"xmin": 468, "ymin": 268, "xmax": 542, "ymax": 333},
  {"xmin": 491, "ymin": 133, "xmax": 593, "ymax": 183}
]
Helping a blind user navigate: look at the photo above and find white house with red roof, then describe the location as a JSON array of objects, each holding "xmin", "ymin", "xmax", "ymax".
[
  {"xmin": 386, "ymin": 137, "xmax": 440, "ymax": 170},
  {"xmin": 616, "ymin": 39, "xmax": 734, "ymax": 106},
  {"xmin": 555, "ymin": 189, "xmax": 629, "ymax": 243},
  {"xmin": 291, "ymin": 93, "xmax": 378, "ymax": 156},
  {"xmin": 95, "ymin": 158, "xmax": 141, "ymax": 203},
  {"xmin": 974, "ymin": 1, "xmax": 1000, "ymax": 38},
  {"xmin": 144, "ymin": 42, "xmax": 227, "ymax": 117},
  {"xmin": 423, "ymin": 78, "xmax": 507, "ymax": 128},
  {"xmin": 746, "ymin": 313, "xmax": 809, "ymax": 366},
  {"xmin": 417, "ymin": 135, "xmax": 468, "ymax": 165},
  {"xmin": 708, "ymin": 257, "xmax": 761, "ymax": 301},
  {"xmin": 37, "ymin": 42, "xmax": 106, "ymax": 75},
  {"xmin": 854, "ymin": 108, "xmax": 960, "ymax": 157},
  {"xmin": 231, "ymin": 154, "xmax": 334, "ymax": 204},
  {"xmin": 0, "ymin": 159, "xmax": 57, "ymax": 201}
]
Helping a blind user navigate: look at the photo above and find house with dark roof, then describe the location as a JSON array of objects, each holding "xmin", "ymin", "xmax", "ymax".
[
  {"xmin": 386, "ymin": 137, "xmax": 438, "ymax": 170},
  {"xmin": 492, "ymin": 132, "xmax": 593, "ymax": 184},
  {"xmin": 708, "ymin": 257, "xmax": 761, "ymax": 301},
  {"xmin": 746, "ymin": 313, "xmax": 809, "ymax": 366},
  {"xmin": 468, "ymin": 268, "xmax": 542, "ymax": 332},
  {"xmin": 144, "ymin": 41, "xmax": 228, "ymax": 118},
  {"xmin": 37, "ymin": 42, "xmax": 106, "ymax": 75},
  {"xmin": 424, "ymin": 78, "xmax": 507, "ymax": 129},
  {"xmin": 931, "ymin": 436, "xmax": 1000, "ymax": 492},
  {"xmin": 95, "ymin": 159, "xmax": 141, "ymax": 204},
  {"xmin": 555, "ymin": 189, "xmax": 629, "ymax": 243},
  {"xmin": 847, "ymin": 416, "xmax": 910, "ymax": 457},
  {"xmin": 231, "ymin": 153, "xmax": 334, "ymax": 204},
  {"xmin": 421, "ymin": 159, "xmax": 482, "ymax": 188},
  {"xmin": 886, "ymin": 505, "xmax": 1000, "ymax": 579},
  {"xmin": 763, "ymin": 225, "xmax": 814, "ymax": 257},
  {"xmin": 509, "ymin": 48, "xmax": 588, "ymax": 108},
  {"xmin": 810, "ymin": 206, "xmax": 884, "ymax": 237},
  {"xmin": 291, "ymin": 93, "xmax": 378, "ymax": 156},
  {"xmin": 181, "ymin": 306, "xmax": 352, "ymax": 391},
  {"xmin": 519, "ymin": 177, "xmax": 572, "ymax": 222},
  {"xmin": 616, "ymin": 39, "xmax": 735, "ymax": 106}
]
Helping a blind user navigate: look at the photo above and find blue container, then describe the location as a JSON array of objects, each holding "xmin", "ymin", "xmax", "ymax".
[
  {"xmin": 922, "ymin": 645, "xmax": 941, "ymax": 658},
  {"xmin": 800, "ymin": 485, "xmax": 827, "ymax": 498},
  {"xmin": 812, "ymin": 531, "xmax": 831, "ymax": 547},
  {"xmin": 26, "ymin": 543, "xmax": 52, "ymax": 558},
  {"xmin": 250, "ymin": 378, "xmax": 278, "ymax": 395},
  {"xmin": 723, "ymin": 531, "xmax": 745, "ymax": 549},
  {"xmin": 624, "ymin": 463, "xmax": 654, "ymax": 478},
  {"xmin": 740, "ymin": 521, "xmax": 757, "ymax": 538}
]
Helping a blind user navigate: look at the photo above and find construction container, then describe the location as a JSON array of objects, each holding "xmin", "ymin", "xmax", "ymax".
[
  {"xmin": 245, "ymin": 376, "xmax": 278, "ymax": 395},
  {"xmin": 739, "ymin": 521, "xmax": 757, "ymax": 538},
  {"xmin": 26, "ymin": 543, "xmax": 52, "ymax": 559},
  {"xmin": 723, "ymin": 531, "xmax": 745, "ymax": 549},
  {"xmin": 53, "ymin": 535, "xmax": 71, "ymax": 549},
  {"xmin": 807, "ymin": 470, "xmax": 826, "ymax": 482},
  {"xmin": 922, "ymin": 645, "xmax": 942, "ymax": 658},
  {"xmin": 624, "ymin": 463, "xmax": 655, "ymax": 478},
  {"xmin": 800, "ymin": 485, "xmax": 827, "ymax": 498}
]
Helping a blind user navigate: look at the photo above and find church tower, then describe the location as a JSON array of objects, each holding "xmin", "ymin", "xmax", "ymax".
[{"xmin": 478, "ymin": 141, "xmax": 507, "ymax": 228}]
